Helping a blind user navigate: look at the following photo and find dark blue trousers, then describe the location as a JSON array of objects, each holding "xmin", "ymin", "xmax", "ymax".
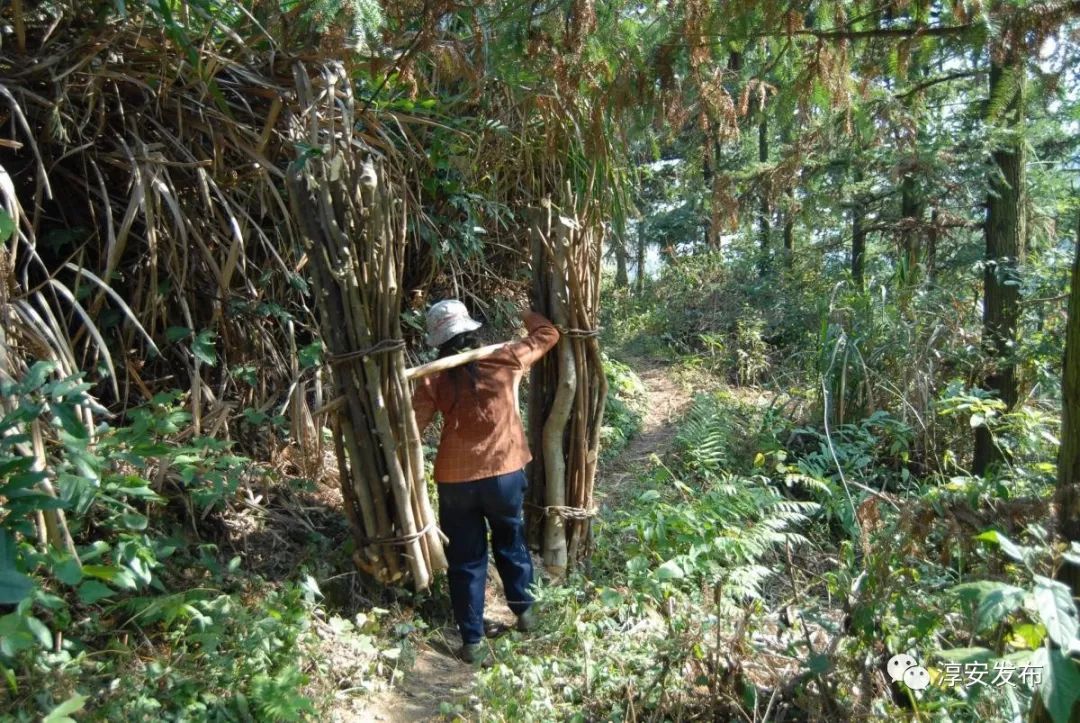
[{"xmin": 437, "ymin": 470, "xmax": 534, "ymax": 644}]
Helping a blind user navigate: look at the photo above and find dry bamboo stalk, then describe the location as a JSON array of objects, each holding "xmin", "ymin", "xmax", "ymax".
[
  {"xmin": 565, "ymin": 228, "xmax": 607, "ymax": 560},
  {"xmin": 395, "ymin": 365, "xmax": 449, "ymax": 566},
  {"xmin": 313, "ymin": 343, "xmax": 511, "ymax": 417},
  {"xmin": 404, "ymin": 344, "xmax": 508, "ymax": 380},
  {"xmin": 31, "ymin": 419, "xmax": 78, "ymax": 560},
  {"xmin": 362, "ymin": 353, "xmax": 429, "ymax": 589},
  {"xmin": 541, "ymin": 225, "xmax": 575, "ymax": 575},
  {"xmin": 285, "ymin": 64, "xmax": 445, "ymax": 590},
  {"xmin": 527, "ymin": 201, "xmax": 607, "ymax": 572}
]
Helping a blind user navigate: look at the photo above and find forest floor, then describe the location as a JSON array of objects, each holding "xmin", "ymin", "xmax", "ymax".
[{"xmin": 352, "ymin": 356, "xmax": 694, "ymax": 722}]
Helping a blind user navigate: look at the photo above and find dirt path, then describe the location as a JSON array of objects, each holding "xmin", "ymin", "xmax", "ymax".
[
  {"xmin": 353, "ymin": 358, "xmax": 694, "ymax": 722},
  {"xmin": 600, "ymin": 359, "xmax": 694, "ymax": 508}
]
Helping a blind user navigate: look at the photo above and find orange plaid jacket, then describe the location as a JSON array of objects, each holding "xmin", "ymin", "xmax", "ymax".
[{"xmin": 412, "ymin": 312, "xmax": 560, "ymax": 483}]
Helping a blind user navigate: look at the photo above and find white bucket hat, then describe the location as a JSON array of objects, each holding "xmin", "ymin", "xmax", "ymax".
[{"xmin": 425, "ymin": 299, "xmax": 482, "ymax": 347}]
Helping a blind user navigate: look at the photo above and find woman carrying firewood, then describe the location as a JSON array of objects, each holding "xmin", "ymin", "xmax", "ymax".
[{"xmin": 412, "ymin": 299, "xmax": 559, "ymax": 664}]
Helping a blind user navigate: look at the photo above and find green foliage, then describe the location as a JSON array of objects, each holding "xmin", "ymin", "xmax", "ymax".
[
  {"xmin": 0, "ymin": 363, "xmax": 343, "ymax": 719},
  {"xmin": 473, "ymin": 393, "xmax": 816, "ymax": 719},
  {"xmin": 599, "ymin": 356, "xmax": 645, "ymax": 462},
  {"xmin": 774, "ymin": 410, "xmax": 914, "ymax": 535},
  {"xmin": 940, "ymin": 531, "xmax": 1080, "ymax": 723},
  {"xmin": 623, "ymin": 473, "xmax": 816, "ymax": 604}
]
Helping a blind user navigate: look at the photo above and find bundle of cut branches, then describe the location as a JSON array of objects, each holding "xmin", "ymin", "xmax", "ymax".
[
  {"xmin": 527, "ymin": 197, "xmax": 608, "ymax": 575},
  {"xmin": 285, "ymin": 65, "xmax": 446, "ymax": 590}
]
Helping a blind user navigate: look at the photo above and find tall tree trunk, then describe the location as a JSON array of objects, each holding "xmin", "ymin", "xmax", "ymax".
[
  {"xmin": 781, "ymin": 122, "xmax": 795, "ymax": 266},
  {"xmin": 899, "ymin": 51, "xmax": 927, "ymax": 293},
  {"xmin": 973, "ymin": 58, "xmax": 1026, "ymax": 476},
  {"xmin": 900, "ymin": 173, "xmax": 923, "ymax": 281},
  {"xmin": 758, "ymin": 115, "xmax": 770, "ymax": 275},
  {"xmin": 636, "ymin": 217, "xmax": 646, "ymax": 295},
  {"xmin": 927, "ymin": 208, "xmax": 939, "ymax": 282},
  {"xmin": 1057, "ymin": 211, "xmax": 1080, "ymax": 598},
  {"xmin": 851, "ymin": 167, "xmax": 866, "ymax": 290},
  {"xmin": 542, "ymin": 225, "xmax": 575, "ymax": 575},
  {"xmin": 783, "ymin": 186, "xmax": 795, "ymax": 264},
  {"xmin": 852, "ymin": 202, "xmax": 866, "ymax": 291},
  {"xmin": 614, "ymin": 234, "xmax": 629, "ymax": 287}
]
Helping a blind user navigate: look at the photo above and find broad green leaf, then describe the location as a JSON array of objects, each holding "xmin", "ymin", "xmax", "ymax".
[
  {"xmin": 81, "ymin": 564, "xmax": 118, "ymax": 582},
  {"xmin": 50, "ymin": 402, "xmax": 88, "ymax": 439},
  {"xmin": 0, "ymin": 614, "xmax": 35, "ymax": 657},
  {"xmin": 22, "ymin": 361, "xmax": 57, "ymax": 391},
  {"xmin": 656, "ymin": 559, "xmax": 684, "ymax": 581},
  {"xmin": 76, "ymin": 580, "xmax": 114, "ymax": 604},
  {"xmin": 975, "ymin": 582, "xmax": 1026, "ymax": 630},
  {"xmin": 110, "ymin": 568, "xmax": 138, "ymax": 590},
  {"xmin": 0, "ymin": 569, "xmax": 34, "ymax": 605},
  {"xmin": 121, "ymin": 512, "xmax": 149, "ymax": 530},
  {"xmin": 299, "ymin": 341, "xmax": 323, "ymax": 369},
  {"xmin": 1033, "ymin": 576, "xmax": 1079, "ymax": 647},
  {"xmin": 953, "ymin": 580, "xmax": 1019, "ymax": 610},
  {"xmin": 974, "ymin": 530, "xmax": 1026, "ymax": 563},
  {"xmin": 2, "ymin": 469, "xmax": 47, "ymax": 493},
  {"xmin": 193, "ymin": 330, "xmax": 217, "ymax": 366},
  {"xmin": 0, "ymin": 529, "xmax": 19, "ymax": 569},
  {"xmin": 42, "ymin": 693, "xmax": 88, "ymax": 723},
  {"xmin": 598, "ymin": 587, "xmax": 623, "ymax": 608},
  {"xmin": 0, "ymin": 209, "xmax": 14, "ymax": 244},
  {"xmin": 53, "ymin": 556, "xmax": 83, "ymax": 586},
  {"xmin": 24, "ymin": 615, "xmax": 51, "ymax": 648},
  {"xmin": 1035, "ymin": 646, "xmax": 1080, "ymax": 723},
  {"xmin": 807, "ymin": 652, "xmax": 830, "ymax": 674},
  {"xmin": 934, "ymin": 647, "xmax": 994, "ymax": 663},
  {"xmin": 1011, "ymin": 623, "xmax": 1047, "ymax": 649}
]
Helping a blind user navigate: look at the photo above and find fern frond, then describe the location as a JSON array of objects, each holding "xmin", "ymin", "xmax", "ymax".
[{"xmin": 986, "ymin": 63, "xmax": 1022, "ymax": 123}]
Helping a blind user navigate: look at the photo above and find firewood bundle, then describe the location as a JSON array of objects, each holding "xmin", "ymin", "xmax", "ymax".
[
  {"xmin": 285, "ymin": 66, "xmax": 446, "ymax": 590},
  {"xmin": 527, "ymin": 202, "xmax": 609, "ymax": 575}
]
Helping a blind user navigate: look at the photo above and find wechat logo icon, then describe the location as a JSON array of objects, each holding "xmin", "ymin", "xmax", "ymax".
[{"xmin": 888, "ymin": 653, "xmax": 931, "ymax": 691}]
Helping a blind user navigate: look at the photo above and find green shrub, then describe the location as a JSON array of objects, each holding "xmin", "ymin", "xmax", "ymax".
[
  {"xmin": 473, "ymin": 394, "xmax": 817, "ymax": 720},
  {"xmin": 0, "ymin": 362, "xmax": 352, "ymax": 720},
  {"xmin": 599, "ymin": 356, "xmax": 646, "ymax": 462}
]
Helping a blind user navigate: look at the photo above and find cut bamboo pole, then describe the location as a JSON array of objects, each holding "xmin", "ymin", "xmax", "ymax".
[
  {"xmin": 527, "ymin": 199, "xmax": 607, "ymax": 573},
  {"xmin": 286, "ymin": 63, "xmax": 445, "ymax": 590},
  {"xmin": 404, "ymin": 344, "xmax": 508, "ymax": 380},
  {"xmin": 312, "ymin": 344, "xmax": 510, "ymax": 417},
  {"xmin": 541, "ymin": 227, "xmax": 575, "ymax": 575}
]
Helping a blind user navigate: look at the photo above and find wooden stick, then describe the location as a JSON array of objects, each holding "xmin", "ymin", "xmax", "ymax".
[
  {"xmin": 286, "ymin": 72, "xmax": 451, "ymax": 590},
  {"xmin": 541, "ymin": 229, "xmax": 575, "ymax": 575},
  {"xmin": 404, "ymin": 343, "xmax": 508, "ymax": 381},
  {"xmin": 314, "ymin": 343, "xmax": 511, "ymax": 417}
]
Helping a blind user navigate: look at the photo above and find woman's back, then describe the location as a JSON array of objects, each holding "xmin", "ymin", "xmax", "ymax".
[{"xmin": 413, "ymin": 311, "xmax": 559, "ymax": 483}]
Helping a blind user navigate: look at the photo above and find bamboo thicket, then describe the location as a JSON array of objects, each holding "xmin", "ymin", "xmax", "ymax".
[
  {"xmin": 527, "ymin": 198, "xmax": 608, "ymax": 575},
  {"xmin": 285, "ymin": 64, "xmax": 446, "ymax": 590}
]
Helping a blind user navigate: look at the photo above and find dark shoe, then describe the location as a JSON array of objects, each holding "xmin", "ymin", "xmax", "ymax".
[
  {"xmin": 516, "ymin": 606, "xmax": 538, "ymax": 633},
  {"xmin": 483, "ymin": 619, "xmax": 510, "ymax": 638},
  {"xmin": 457, "ymin": 642, "xmax": 488, "ymax": 665}
]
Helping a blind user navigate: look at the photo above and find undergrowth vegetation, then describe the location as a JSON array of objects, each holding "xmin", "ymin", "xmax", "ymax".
[
  {"xmin": 599, "ymin": 357, "xmax": 647, "ymax": 463},
  {"xmin": 461, "ymin": 241, "xmax": 1077, "ymax": 720},
  {"xmin": 0, "ymin": 363, "xmax": 412, "ymax": 720},
  {"xmin": 2, "ymin": 0, "xmax": 1079, "ymax": 720}
]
